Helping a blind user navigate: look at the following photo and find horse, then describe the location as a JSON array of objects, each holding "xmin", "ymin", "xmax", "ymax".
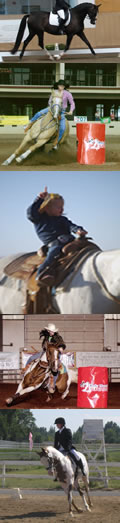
[
  {"xmin": 5, "ymin": 352, "xmax": 51, "ymax": 407},
  {"xmin": 37, "ymin": 446, "xmax": 92, "ymax": 515},
  {"xmin": 1, "ymin": 247, "xmax": 120, "ymax": 314},
  {"xmin": 10, "ymin": 3, "xmax": 101, "ymax": 60},
  {"xmin": 2, "ymin": 90, "xmax": 69, "ymax": 166},
  {"xmin": 53, "ymin": 247, "xmax": 120, "ymax": 314},
  {"xmin": 46, "ymin": 343, "xmax": 78, "ymax": 399}
]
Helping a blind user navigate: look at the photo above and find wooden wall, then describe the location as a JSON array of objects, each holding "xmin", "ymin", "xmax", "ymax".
[{"xmin": 24, "ymin": 314, "xmax": 104, "ymax": 353}]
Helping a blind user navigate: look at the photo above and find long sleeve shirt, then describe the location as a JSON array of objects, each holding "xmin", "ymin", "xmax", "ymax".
[
  {"xmin": 49, "ymin": 90, "xmax": 75, "ymax": 113},
  {"xmin": 27, "ymin": 196, "xmax": 83, "ymax": 245}
]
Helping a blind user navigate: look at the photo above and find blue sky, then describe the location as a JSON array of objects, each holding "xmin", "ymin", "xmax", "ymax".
[
  {"xmin": 0, "ymin": 170, "xmax": 120, "ymax": 256},
  {"xmin": 31, "ymin": 409, "xmax": 120, "ymax": 430}
]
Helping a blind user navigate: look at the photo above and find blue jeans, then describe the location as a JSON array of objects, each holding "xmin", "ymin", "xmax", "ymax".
[
  {"xmin": 36, "ymin": 235, "xmax": 73, "ymax": 278},
  {"xmin": 31, "ymin": 107, "xmax": 66, "ymax": 144}
]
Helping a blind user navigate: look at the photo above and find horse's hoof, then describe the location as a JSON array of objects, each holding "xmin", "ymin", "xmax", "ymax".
[
  {"xmin": 6, "ymin": 397, "xmax": 13, "ymax": 406},
  {"xmin": 2, "ymin": 161, "xmax": 9, "ymax": 166},
  {"xmin": 46, "ymin": 395, "xmax": 51, "ymax": 402},
  {"xmin": 16, "ymin": 157, "xmax": 22, "ymax": 163}
]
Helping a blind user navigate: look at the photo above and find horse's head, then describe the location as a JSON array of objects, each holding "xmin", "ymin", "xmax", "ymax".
[
  {"xmin": 46, "ymin": 342, "xmax": 59, "ymax": 373},
  {"xmin": 50, "ymin": 89, "xmax": 63, "ymax": 120},
  {"xmin": 88, "ymin": 3, "xmax": 101, "ymax": 25},
  {"xmin": 37, "ymin": 447, "xmax": 54, "ymax": 475}
]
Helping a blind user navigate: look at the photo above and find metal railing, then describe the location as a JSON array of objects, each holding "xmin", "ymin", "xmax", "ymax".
[{"xmin": 0, "ymin": 71, "xmax": 117, "ymax": 87}]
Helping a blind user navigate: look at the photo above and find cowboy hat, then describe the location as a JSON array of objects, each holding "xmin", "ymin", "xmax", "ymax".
[
  {"xmin": 45, "ymin": 323, "xmax": 58, "ymax": 333},
  {"xmin": 39, "ymin": 193, "xmax": 63, "ymax": 213}
]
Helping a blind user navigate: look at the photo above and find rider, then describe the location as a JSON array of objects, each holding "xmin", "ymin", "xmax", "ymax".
[
  {"xmin": 40, "ymin": 323, "xmax": 66, "ymax": 393},
  {"xmin": 54, "ymin": 417, "xmax": 86, "ymax": 476},
  {"xmin": 27, "ymin": 186, "xmax": 87, "ymax": 282},
  {"xmin": 24, "ymin": 80, "xmax": 75, "ymax": 150},
  {"xmin": 53, "ymin": 0, "xmax": 70, "ymax": 33},
  {"xmin": 39, "ymin": 322, "xmax": 66, "ymax": 354}
]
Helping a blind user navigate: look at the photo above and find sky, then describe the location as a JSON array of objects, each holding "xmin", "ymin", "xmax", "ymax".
[
  {"xmin": 31, "ymin": 409, "xmax": 120, "ymax": 431},
  {"xmin": 0, "ymin": 170, "xmax": 120, "ymax": 257}
]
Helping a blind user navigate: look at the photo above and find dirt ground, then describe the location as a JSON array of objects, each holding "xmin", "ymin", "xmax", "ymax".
[
  {"xmin": 1, "ymin": 382, "xmax": 120, "ymax": 409},
  {"xmin": 0, "ymin": 494, "xmax": 119, "ymax": 523},
  {"xmin": 0, "ymin": 135, "xmax": 120, "ymax": 171}
]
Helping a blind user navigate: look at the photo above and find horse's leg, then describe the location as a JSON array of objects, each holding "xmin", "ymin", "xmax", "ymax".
[
  {"xmin": 56, "ymin": 33, "xmax": 73, "ymax": 60},
  {"xmin": 72, "ymin": 499, "xmax": 83, "ymax": 514},
  {"xmin": 77, "ymin": 30, "xmax": 95, "ymax": 55},
  {"xmin": 67, "ymin": 484, "xmax": 73, "ymax": 516},
  {"xmin": 38, "ymin": 32, "xmax": 54, "ymax": 62},
  {"xmin": 82, "ymin": 475, "xmax": 93, "ymax": 508},
  {"xmin": 2, "ymin": 133, "xmax": 29, "ymax": 165},
  {"xmin": 77, "ymin": 477, "xmax": 92, "ymax": 511},
  {"xmin": 19, "ymin": 31, "xmax": 35, "ymax": 59},
  {"xmin": 61, "ymin": 373, "xmax": 71, "ymax": 399},
  {"xmin": 15, "ymin": 134, "xmax": 30, "ymax": 157},
  {"xmin": 16, "ymin": 135, "xmax": 48, "ymax": 163}
]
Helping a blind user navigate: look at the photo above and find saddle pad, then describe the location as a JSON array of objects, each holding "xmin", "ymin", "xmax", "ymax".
[{"xmin": 49, "ymin": 10, "xmax": 70, "ymax": 27}]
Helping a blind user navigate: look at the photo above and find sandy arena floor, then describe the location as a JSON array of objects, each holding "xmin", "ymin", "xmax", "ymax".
[
  {"xmin": 0, "ymin": 135, "xmax": 120, "ymax": 171},
  {"xmin": 0, "ymin": 382, "xmax": 120, "ymax": 409},
  {"xmin": 0, "ymin": 494, "xmax": 120, "ymax": 523}
]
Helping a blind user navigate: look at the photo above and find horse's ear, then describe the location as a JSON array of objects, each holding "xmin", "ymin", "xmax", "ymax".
[
  {"xmin": 41, "ymin": 446, "xmax": 47, "ymax": 454},
  {"xmin": 97, "ymin": 4, "xmax": 102, "ymax": 7}
]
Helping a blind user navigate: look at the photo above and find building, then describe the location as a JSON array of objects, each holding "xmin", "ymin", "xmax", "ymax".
[{"xmin": 0, "ymin": 61, "xmax": 120, "ymax": 121}]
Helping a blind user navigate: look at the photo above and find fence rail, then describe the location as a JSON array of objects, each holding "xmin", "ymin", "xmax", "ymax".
[{"xmin": 0, "ymin": 462, "xmax": 120, "ymax": 488}]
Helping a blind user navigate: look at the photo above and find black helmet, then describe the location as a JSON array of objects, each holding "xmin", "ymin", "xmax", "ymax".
[{"xmin": 54, "ymin": 417, "xmax": 65, "ymax": 425}]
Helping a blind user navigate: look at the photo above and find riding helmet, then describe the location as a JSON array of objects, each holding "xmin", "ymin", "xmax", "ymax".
[{"xmin": 54, "ymin": 417, "xmax": 65, "ymax": 425}]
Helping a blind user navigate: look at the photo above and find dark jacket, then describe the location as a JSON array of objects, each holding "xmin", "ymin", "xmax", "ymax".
[
  {"xmin": 39, "ymin": 329, "xmax": 66, "ymax": 351},
  {"xmin": 27, "ymin": 196, "xmax": 83, "ymax": 245},
  {"xmin": 54, "ymin": 427, "xmax": 75, "ymax": 452},
  {"xmin": 55, "ymin": 0, "xmax": 70, "ymax": 10}
]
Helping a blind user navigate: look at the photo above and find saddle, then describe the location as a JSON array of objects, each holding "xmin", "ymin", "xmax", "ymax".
[{"xmin": 4, "ymin": 238, "xmax": 101, "ymax": 314}]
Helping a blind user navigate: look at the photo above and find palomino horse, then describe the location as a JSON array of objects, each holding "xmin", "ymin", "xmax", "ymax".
[
  {"xmin": 2, "ymin": 90, "xmax": 68, "ymax": 166},
  {"xmin": 46, "ymin": 343, "xmax": 78, "ymax": 399},
  {"xmin": 6, "ymin": 352, "xmax": 50, "ymax": 407},
  {"xmin": 1, "ymin": 247, "xmax": 120, "ymax": 313},
  {"xmin": 38, "ymin": 446, "xmax": 92, "ymax": 515},
  {"xmin": 11, "ymin": 3, "xmax": 100, "ymax": 60}
]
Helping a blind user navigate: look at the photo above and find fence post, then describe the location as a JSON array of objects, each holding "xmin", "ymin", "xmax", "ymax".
[{"xmin": 2, "ymin": 464, "xmax": 6, "ymax": 487}]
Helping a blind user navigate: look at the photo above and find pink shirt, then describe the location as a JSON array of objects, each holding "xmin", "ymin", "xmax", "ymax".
[{"xmin": 49, "ymin": 89, "xmax": 75, "ymax": 112}]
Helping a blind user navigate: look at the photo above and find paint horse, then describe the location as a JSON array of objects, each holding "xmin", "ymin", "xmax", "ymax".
[
  {"xmin": 2, "ymin": 90, "xmax": 68, "ymax": 166},
  {"xmin": 38, "ymin": 446, "xmax": 92, "ymax": 516},
  {"xmin": 46, "ymin": 343, "xmax": 78, "ymax": 399},
  {"xmin": 5, "ymin": 352, "xmax": 50, "ymax": 407}
]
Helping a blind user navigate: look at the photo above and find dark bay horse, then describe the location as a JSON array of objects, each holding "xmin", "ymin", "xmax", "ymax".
[{"xmin": 11, "ymin": 3, "xmax": 101, "ymax": 60}]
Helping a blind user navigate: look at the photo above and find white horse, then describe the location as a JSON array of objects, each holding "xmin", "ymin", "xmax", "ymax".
[
  {"xmin": 54, "ymin": 249, "xmax": 120, "ymax": 313},
  {"xmin": 38, "ymin": 446, "xmax": 92, "ymax": 516},
  {"xmin": 1, "ymin": 248, "xmax": 120, "ymax": 313}
]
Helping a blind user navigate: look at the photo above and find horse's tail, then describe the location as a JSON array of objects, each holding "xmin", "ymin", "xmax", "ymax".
[{"xmin": 11, "ymin": 14, "xmax": 28, "ymax": 54}]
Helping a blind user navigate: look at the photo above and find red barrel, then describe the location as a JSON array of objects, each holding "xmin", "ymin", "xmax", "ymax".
[
  {"xmin": 77, "ymin": 367, "xmax": 108, "ymax": 408},
  {"xmin": 76, "ymin": 123, "xmax": 105, "ymax": 165}
]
